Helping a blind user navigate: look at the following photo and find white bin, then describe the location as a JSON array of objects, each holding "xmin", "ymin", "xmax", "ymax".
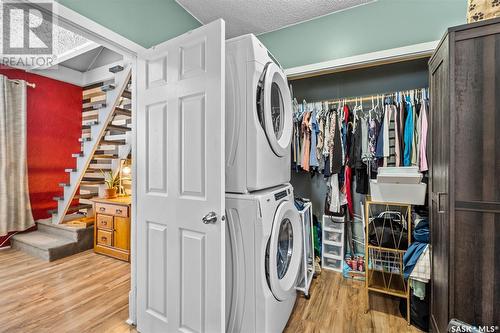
[{"xmin": 369, "ymin": 180, "xmax": 427, "ymax": 205}]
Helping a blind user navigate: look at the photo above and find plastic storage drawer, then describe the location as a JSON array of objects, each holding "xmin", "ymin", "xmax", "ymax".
[{"xmin": 323, "ymin": 256, "xmax": 343, "ymax": 272}]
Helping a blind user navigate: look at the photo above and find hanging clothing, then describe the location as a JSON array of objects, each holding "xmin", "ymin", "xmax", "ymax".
[
  {"xmin": 329, "ymin": 110, "xmax": 343, "ymax": 174},
  {"xmin": 419, "ymin": 100, "xmax": 429, "ymax": 172},
  {"xmin": 309, "ymin": 108, "xmax": 319, "ymax": 168},
  {"xmin": 368, "ymin": 117, "xmax": 377, "ymax": 157},
  {"xmin": 398, "ymin": 98, "xmax": 406, "ymax": 161},
  {"xmin": 344, "ymin": 166, "xmax": 354, "ymax": 218},
  {"xmin": 328, "ymin": 174, "xmax": 341, "ymax": 213},
  {"xmin": 411, "ymin": 99, "xmax": 419, "ymax": 166},
  {"xmin": 316, "ymin": 106, "xmax": 325, "ymax": 171},
  {"xmin": 386, "ymin": 105, "xmax": 398, "ymax": 167},
  {"xmin": 301, "ymin": 111, "xmax": 311, "ymax": 171},
  {"xmin": 361, "ymin": 119, "xmax": 369, "ymax": 162},
  {"xmin": 403, "ymin": 96, "xmax": 414, "ymax": 166},
  {"xmin": 382, "ymin": 105, "xmax": 390, "ymax": 159}
]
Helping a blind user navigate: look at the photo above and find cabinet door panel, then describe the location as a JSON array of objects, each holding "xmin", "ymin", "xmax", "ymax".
[
  {"xmin": 114, "ymin": 216, "xmax": 130, "ymax": 251},
  {"xmin": 453, "ymin": 210, "xmax": 500, "ymax": 325},
  {"xmin": 454, "ymin": 36, "xmax": 500, "ymax": 203}
]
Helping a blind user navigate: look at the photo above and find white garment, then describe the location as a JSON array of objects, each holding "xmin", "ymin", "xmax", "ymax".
[
  {"xmin": 329, "ymin": 174, "xmax": 341, "ymax": 213},
  {"xmin": 410, "ymin": 244, "xmax": 431, "ymax": 283}
]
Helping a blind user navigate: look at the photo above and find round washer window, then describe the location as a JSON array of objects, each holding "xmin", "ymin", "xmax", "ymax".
[
  {"xmin": 276, "ymin": 218, "xmax": 293, "ymax": 280},
  {"xmin": 270, "ymin": 81, "xmax": 284, "ymax": 140}
]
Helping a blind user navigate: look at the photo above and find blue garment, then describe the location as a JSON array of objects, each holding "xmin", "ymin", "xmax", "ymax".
[
  {"xmin": 414, "ymin": 219, "xmax": 430, "ymax": 243},
  {"xmin": 403, "ymin": 243, "xmax": 427, "ymax": 279},
  {"xmin": 309, "ymin": 108, "xmax": 319, "ymax": 167},
  {"xmin": 403, "ymin": 96, "xmax": 414, "ymax": 166},
  {"xmin": 403, "ymin": 217, "xmax": 430, "ymax": 279}
]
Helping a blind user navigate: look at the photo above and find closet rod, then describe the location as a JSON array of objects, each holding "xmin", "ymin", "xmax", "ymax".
[{"xmin": 320, "ymin": 87, "xmax": 428, "ymax": 105}]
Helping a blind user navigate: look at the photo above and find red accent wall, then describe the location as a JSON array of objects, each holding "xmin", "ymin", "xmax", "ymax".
[{"xmin": 0, "ymin": 67, "xmax": 82, "ymax": 246}]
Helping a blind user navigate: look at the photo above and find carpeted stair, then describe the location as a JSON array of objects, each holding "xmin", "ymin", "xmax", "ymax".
[{"xmin": 11, "ymin": 219, "xmax": 94, "ymax": 261}]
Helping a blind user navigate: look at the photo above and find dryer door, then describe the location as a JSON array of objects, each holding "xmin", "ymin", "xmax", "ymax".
[
  {"xmin": 259, "ymin": 62, "xmax": 293, "ymax": 157},
  {"xmin": 267, "ymin": 200, "xmax": 302, "ymax": 301}
]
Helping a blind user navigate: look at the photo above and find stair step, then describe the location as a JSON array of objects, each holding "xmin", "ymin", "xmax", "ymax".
[
  {"xmin": 82, "ymin": 113, "xmax": 99, "ymax": 121},
  {"xmin": 80, "ymin": 181, "xmax": 104, "ymax": 186},
  {"xmin": 88, "ymin": 164, "xmax": 112, "ymax": 169},
  {"xmin": 114, "ymin": 107, "xmax": 131, "ymax": 117},
  {"xmin": 65, "ymin": 168, "xmax": 77, "ymax": 173},
  {"xmin": 81, "ymin": 121, "xmax": 99, "ymax": 130},
  {"xmin": 72, "ymin": 152, "xmax": 84, "ymax": 158},
  {"xmin": 107, "ymin": 124, "xmax": 131, "ymax": 133},
  {"xmin": 81, "ymin": 177, "xmax": 104, "ymax": 183},
  {"xmin": 94, "ymin": 149, "xmax": 116, "ymax": 155},
  {"xmin": 53, "ymin": 193, "xmax": 96, "ymax": 201},
  {"xmin": 47, "ymin": 204, "xmax": 92, "ymax": 215},
  {"xmin": 101, "ymin": 84, "xmax": 115, "ymax": 92},
  {"xmin": 109, "ymin": 65, "xmax": 124, "ymax": 73},
  {"xmin": 11, "ymin": 231, "xmax": 76, "ymax": 261},
  {"xmin": 78, "ymin": 137, "xmax": 92, "ymax": 142},
  {"xmin": 92, "ymin": 154, "xmax": 119, "ymax": 160},
  {"xmin": 11, "ymin": 228, "xmax": 93, "ymax": 261},
  {"xmin": 100, "ymin": 139, "xmax": 126, "ymax": 146},
  {"xmin": 83, "ymin": 103, "xmax": 106, "ymax": 112},
  {"xmin": 122, "ymin": 90, "xmax": 131, "ymax": 99},
  {"xmin": 84, "ymin": 169, "xmax": 103, "ymax": 174},
  {"xmin": 83, "ymin": 81, "xmax": 104, "ymax": 90}
]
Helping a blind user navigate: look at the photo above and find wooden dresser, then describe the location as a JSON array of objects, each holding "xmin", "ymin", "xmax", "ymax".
[{"xmin": 91, "ymin": 197, "xmax": 132, "ymax": 262}]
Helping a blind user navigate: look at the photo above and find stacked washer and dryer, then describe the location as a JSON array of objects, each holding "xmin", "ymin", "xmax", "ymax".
[{"xmin": 225, "ymin": 34, "xmax": 303, "ymax": 333}]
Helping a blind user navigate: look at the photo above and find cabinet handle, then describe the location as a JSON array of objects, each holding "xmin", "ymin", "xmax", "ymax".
[
  {"xmin": 99, "ymin": 207, "xmax": 105, "ymax": 212},
  {"xmin": 437, "ymin": 192, "xmax": 447, "ymax": 214},
  {"xmin": 116, "ymin": 209, "xmax": 122, "ymax": 214},
  {"xmin": 101, "ymin": 236, "xmax": 107, "ymax": 242}
]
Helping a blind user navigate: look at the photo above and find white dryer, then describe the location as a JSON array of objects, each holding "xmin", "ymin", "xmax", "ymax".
[
  {"xmin": 225, "ymin": 34, "xmax": 293, "ymax": 194},
  {"xmin": 225, "ymin": 184, "xmax": 302, "ymax": 333}
]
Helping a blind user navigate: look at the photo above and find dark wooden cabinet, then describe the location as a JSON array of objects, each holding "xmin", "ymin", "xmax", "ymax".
[{"xmin": 429, "ymin": 18, "xmax": 500, "ymax": 332}]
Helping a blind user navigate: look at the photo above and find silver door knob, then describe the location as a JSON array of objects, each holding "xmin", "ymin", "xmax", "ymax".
[{"xmin": 202, "ymin": 211, "xmax": 217, "ymax": 224}]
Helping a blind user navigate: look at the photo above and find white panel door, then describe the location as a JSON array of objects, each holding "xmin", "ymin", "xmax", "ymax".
[{"xmin": 136, "ymin": 19, "xmax": 225, "ymax": 333}]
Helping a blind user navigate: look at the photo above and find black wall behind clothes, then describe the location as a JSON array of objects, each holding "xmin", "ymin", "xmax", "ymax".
[
  {"xmin": 289, "ymin": 58, "xmax": 430, "ymax": 254},
  {"xmin": 289, "ymin": 58, "xmax": 429, "ymax": 102}
]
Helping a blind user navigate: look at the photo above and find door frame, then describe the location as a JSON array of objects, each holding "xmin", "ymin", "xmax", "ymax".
[{"xmin": 24, "ymin": 0, "xmax": 148, "ymax": 325}]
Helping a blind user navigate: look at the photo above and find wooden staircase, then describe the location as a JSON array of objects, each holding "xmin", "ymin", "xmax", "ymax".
[{"xmin": 50, "ymin": 64, "xmax": 132, "ymax": 224}]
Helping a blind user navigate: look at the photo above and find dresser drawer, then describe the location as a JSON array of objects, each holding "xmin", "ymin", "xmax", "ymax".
[
  {"xmin": 96, "ymin": 214, "xmax": 113, "ymax": 230},
  {"xmin": 95, "ymin": 203, "xmax": 128, "ymax": 217},
  {"xmin": 97, "ymin": 229, "xmax": 112, "ymax": 246}
]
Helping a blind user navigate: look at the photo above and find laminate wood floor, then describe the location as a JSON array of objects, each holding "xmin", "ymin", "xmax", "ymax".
[{"xmin": 0, "ymin": 249, "xmax": 421, "ymax": 333}]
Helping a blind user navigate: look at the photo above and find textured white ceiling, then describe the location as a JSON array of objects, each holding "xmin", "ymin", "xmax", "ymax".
[{"xmin": 176, "ymin": 0, "xmax": 375, "ymax": 38}]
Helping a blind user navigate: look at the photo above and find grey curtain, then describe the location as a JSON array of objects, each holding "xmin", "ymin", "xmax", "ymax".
[{"xmin": 0, "ymin": 75, "xmax": 34, "ymax": 236}]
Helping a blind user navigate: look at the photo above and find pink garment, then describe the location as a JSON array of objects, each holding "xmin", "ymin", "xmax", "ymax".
[
  {"xmin": 419, "ymin": 102, "xmax": 429, "ymax": 172},
  {"xmin": 301, "ymin": 112, "xmax": 311, "ymax": 171}
]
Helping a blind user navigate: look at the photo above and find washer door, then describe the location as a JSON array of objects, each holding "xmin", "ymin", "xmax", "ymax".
[
  {"xmin": 258, "ymin": 62, "xmax": 293, "ymax": 157},
  {"xmin": 267, "ymin": 200, "xmax": 302, "ymax": 301}
]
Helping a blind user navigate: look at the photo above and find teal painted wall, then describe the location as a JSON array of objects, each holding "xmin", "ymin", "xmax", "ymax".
[
  {"xmin": 56, "ymin": 0, "xmax": 201, "ymax": 48},
  {"xmin": 258, "ymin": 0, "xmax": 467, "ymax": 69},
  {"xmin": 58, "ymin": 0, "xmax": 467, "ymax": 68}
]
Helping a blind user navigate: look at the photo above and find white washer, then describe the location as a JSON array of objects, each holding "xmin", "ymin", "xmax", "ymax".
[
  {"xmin": 225, "ymin": 184, "xmax": 302, "ymax": 333},
  {"xmin": 225, "ymin": 34, "xmax": 293, "ymax": 194}
]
